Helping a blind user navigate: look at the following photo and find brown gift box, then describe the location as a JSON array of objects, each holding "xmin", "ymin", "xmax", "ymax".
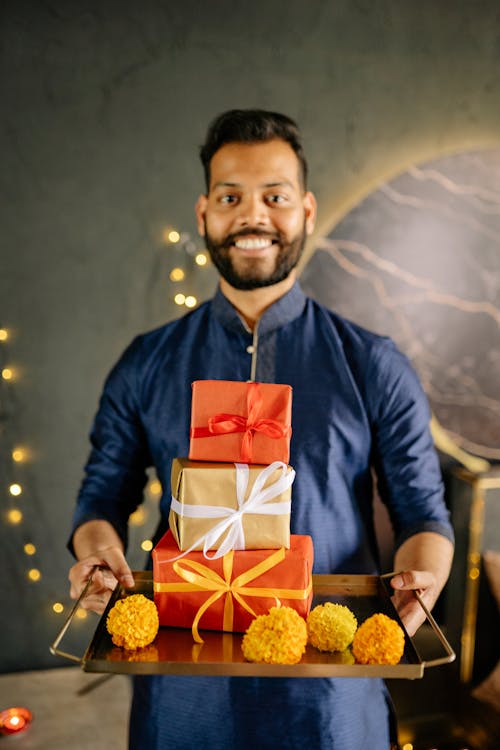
[{"xmin": 168, "ymin": 458, "xmax": 294, "ymax": 556}]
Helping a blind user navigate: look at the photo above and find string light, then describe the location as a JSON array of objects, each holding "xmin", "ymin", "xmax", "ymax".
[{"xmin": 0, "ymin": 224, "xmax": 210, "ymax": 647}]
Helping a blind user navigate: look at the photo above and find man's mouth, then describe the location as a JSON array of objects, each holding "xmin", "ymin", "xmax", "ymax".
[{"xmin": 233, "ymin": 237, "xmax": 275, "ymax": 250}]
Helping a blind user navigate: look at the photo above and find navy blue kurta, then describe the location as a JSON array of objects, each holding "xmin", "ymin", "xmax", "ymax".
[{"xmin": 71, "ymin": 283, "xmax": 453, "ymax": 749}]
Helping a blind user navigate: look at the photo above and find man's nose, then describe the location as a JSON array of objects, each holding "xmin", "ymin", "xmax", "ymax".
[{"xmin": 235, "ymin": 195, "xmax": 270, "ymax": 227}]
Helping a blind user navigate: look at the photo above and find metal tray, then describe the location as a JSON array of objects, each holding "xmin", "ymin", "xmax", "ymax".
[{"xmin": 51, "ymin": 570, "xmax": 455, "ymax": 678}]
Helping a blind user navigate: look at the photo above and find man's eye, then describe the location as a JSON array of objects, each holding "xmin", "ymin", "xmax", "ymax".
[
  {"xmin": 267, "ymin": 194, "xmax": 287, "ymax": 204},
  {"xmin": 219, "ymin": 195, "xmax": 238, "ymax": 204}
]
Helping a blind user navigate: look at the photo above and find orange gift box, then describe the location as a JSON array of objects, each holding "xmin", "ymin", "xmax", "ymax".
[
  {"xmin": 152, "ymin": 531, "xmax": 313, "ymax": 643},
  {"xmin": 188, "ymin": 380, "xmax": 292, "ymax": 464}
]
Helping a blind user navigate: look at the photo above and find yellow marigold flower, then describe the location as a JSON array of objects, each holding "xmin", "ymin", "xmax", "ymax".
[
  {"xmin": 242, "ymin": 606, "xmax": 308, "ymax": 665},
  {"xmin": 106, "ymin": 594, "xmax": 159, "ymax": 650},
  {"xmin": 307, "ymin": 602, "xmax": 358, "ymax": 652},
  {"xmin": 352, "ymin": 613, "xmax": 405, "ymax": 665}
]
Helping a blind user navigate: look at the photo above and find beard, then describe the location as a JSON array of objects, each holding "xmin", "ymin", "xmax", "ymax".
[{"xmin": 204, "ymin": 219, "xmax": 307, "ymax": 291}]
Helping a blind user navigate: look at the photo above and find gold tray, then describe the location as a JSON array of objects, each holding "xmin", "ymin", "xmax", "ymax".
[{"xmin": 51, "ymin": 570, "xmax": 455, "ymax": 678}]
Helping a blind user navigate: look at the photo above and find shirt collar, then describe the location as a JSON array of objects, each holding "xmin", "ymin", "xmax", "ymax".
[{"xmin": 211, "ymin": 281, "xmax": 307, "ymax": 336}]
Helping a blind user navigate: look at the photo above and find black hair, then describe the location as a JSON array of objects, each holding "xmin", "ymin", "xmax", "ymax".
[{"xmin": 199, "ymin": 109, "xmax": 308, "ymax": 191}]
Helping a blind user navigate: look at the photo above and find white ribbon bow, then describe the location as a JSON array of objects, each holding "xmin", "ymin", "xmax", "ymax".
[{"xmin": 170, "ymin": 461, "xmax": 295, "ymax": 559}]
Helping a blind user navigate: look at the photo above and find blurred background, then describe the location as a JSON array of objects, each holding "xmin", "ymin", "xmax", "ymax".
[{"xmin": 1, "ymin": 1, "xmax": 499, "ymax": 747}]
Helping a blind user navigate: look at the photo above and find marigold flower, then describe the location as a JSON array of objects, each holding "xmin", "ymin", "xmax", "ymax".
[
  {"xmin": 352, "ymin": 613, "xmax": 405, "ymax": 665},
  {"xmin": 106, "ymin": 594, "xmax": 159, "ymax": 650},
  {"xmin": 307, "ymin": 602, "xmax": 358, "ymax": 652},
  {"xmin": 242, "ymin": 606, "xmax": 308, "ymax": 665}
]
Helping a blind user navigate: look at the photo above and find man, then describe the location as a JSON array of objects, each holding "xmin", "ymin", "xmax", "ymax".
[{"xmin": 68, "ymin": 109, "xmax": 454, "ymax": 749}]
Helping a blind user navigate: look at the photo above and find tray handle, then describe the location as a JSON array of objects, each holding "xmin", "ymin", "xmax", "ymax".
[
  {"xmin": 50, "ymin": 565, "xmax": 103, "ymax": 664},
  {"xmin": 413, "ymin": 589, "xmax": 456, "ymax": 668},
  {"xmin": 380, "ymin": 572, "xmax": 455, "ymax": 668}
]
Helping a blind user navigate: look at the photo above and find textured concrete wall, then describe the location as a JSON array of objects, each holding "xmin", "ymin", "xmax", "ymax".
[{"xmin": 1, "ymin": 0, "xmax": 500, "ymax": 670}]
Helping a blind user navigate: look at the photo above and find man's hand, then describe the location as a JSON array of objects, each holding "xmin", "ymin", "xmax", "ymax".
[
  {"xmin": 69, "ymin": 520, "xmax": 135, "ymax": 614},
  {"xmin": 69, "ymin": 546, "xmax": 135, "ymax": 614},
  {"xmin": 390, "ymin": 570, "xmax": 437, "ymax": 636},
  {"xmin": 391, "ymin": 531, "xmax": 454, "ymax": 636}
]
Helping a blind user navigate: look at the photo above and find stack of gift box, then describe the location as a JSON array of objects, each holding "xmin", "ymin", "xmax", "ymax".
[{"xmin": 152, "ymin": 380, "xmax": 314, "ymax": 643}]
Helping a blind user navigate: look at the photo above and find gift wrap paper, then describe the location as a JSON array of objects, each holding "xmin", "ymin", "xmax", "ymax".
[
  {"xmin": 188, "ymin": 380, "xmax": 292, "ymax": 464},
  {"xmin": 169, "ymin": 459, "xmax": 294, "ymax": 554},
  {"xmin": 152, "ymin": 531, "xmax": 313, "ymax": 642}
]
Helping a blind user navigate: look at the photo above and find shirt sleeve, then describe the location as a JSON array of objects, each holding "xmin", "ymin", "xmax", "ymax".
[
  {"xmin": 366, "ymin": 339, "xmax": 454, "ymax": 550},
  {"xmin": 68, "ymin": 337, "xmax": 152, "ymax": 555}
]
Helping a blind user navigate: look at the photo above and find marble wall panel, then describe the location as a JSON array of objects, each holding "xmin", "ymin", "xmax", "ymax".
[{"xmin": 301, "ymin": 149, "xmax": 500, "ymax": 461}]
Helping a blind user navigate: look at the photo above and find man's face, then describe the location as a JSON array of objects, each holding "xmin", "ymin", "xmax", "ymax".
[{"xmin": 195, "ymin": 139, "xmax": 316, "ymax": 290}]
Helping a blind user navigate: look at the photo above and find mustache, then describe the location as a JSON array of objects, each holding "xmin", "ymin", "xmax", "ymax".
[{"xmin": 222, "ymin": 228, "xmax": 281, "ymax": 248}]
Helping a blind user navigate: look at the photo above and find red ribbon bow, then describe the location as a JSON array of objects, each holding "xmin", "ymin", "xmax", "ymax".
[{"xmin": 190, "ymin": 382, "xmax": 291, "ymax": 462}]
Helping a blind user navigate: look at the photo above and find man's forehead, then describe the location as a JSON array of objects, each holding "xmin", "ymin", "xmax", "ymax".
[{"xmin": 208, "ymin": 140, "xmax": 302, "ymax": 190}]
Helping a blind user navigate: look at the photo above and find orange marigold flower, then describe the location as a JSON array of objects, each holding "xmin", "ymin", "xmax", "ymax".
[
  {"xmin": 242, "ymin": 606, "xmax": 308, "ymax": 665},
  {"xmin": 307, "ymin": 602, "xmax": 357, "ymax": 652},
  {"xmin": 352, "ymin": 613, "xmax": 405, "ymax": 665},
  {"xmin": 106, "ymin": 594, "xmax": 159, "ymax": 650}
]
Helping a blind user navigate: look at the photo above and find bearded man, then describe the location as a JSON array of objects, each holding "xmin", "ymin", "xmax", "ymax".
[{"xmin": 68, "ymin": 109, "xmax": 454, "ymax": 750}]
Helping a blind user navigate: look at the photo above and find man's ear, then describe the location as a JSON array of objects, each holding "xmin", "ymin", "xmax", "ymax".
[
  {"xmin": 195, "ymin": 194, "xmax": 208, "ymax": 237},
  {"xmin": 303, "ymin": 191, "xmax": 317, "ymax": 235}
]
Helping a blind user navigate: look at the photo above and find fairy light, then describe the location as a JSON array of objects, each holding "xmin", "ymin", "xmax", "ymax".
[
  {"xmin": 169, "ymin": 267, "xmax": 185, "ymax": 282},
  {"xmin": 141, "ymin": 539, "xmax": 153, "ymax": 552},
  {"xmin": 195, "ymin": 252, "xmax": 208, "ymax": 266},
  {"xmin": 52, "ymin": 603, "xmax": 64, "ymax": 614},
  {"xmin": 24, "ymin": 543, "xmax": 36, "ymax": 556},
  {"xmin": 174, "ymin": 293, "xmax": 186, "ymax": 306},
  {"xmin": 2, "ymin": 367, "xmax": 13, "ymax": 380},
  {"xmin": 27, "ymin": 568, "xmax": 41, "ymax": 582},
  {"xmin": 166, "ymin": 230, "xmax": 180, "ymax": 243},
  {"xmin": 0, "ymin": 328, "xmax": 8, "ymax": 341},
  {"xmin": 185, "ymin": 295, "xmax": 197, "ymax": 308},
  {"xmin": 76, "ymin": 608, "xmax": 87, "ymax": 620},
  {"xmin": 12, "ymin": 447, "xmax": 27, "ymax": 463},
  {"xmin": 7, "ymin": 509, "xmax": 23, "ymax": 524},
  {"xmin": 9, "ymin": 483, "xmax": 22, "ymax": 496},
  {"xmin": 149, "ymin": 479, "xmax": 162, "ymax": 496},
  {"xmin": 130, "ymin": 507, "xmax": 146, "ymax": 526}
]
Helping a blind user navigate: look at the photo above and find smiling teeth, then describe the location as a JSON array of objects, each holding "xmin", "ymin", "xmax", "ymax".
[{"xmin": 234, "ymin": 238, "xmax": 273, "ymax": 249}]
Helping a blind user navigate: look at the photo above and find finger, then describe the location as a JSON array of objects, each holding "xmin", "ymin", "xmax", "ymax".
[
  {"xmin": 78, "ymin": 591, "xmax": 112, "ymax": 615},
  {"xmin": 98, "ymin": 548, "xmax": 135, "ymax": 589},
  {"xmin": 390, "ymin": 570, "xmax": 434, "ymax": 592}
]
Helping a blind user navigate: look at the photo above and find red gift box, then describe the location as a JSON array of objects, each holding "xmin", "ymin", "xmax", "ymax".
[
  {"xmin": 152, "ymin": 531, "xmax": 313, "ymax": 643},
  {"xmin": 188, "ymin": 380, "xmax": 292, "ymax": 464}
]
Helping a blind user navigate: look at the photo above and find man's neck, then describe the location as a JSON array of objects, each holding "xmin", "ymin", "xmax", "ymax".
[{"xmin": 219, "ymin": 272, "xmax": 297, "ymax": 331}]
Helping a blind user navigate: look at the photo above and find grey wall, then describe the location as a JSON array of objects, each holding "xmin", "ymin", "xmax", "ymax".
[{"xmin": 1, "ymin": 0, "xmax": 500, "ymax": 671}]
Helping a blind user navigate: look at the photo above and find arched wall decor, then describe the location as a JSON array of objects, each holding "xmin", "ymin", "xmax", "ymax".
[{"xmin": 300, "ymin": 148, "xmax": 500, "ymax": 464}]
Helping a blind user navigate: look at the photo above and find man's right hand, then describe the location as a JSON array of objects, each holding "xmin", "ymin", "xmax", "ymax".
[{"xmin": 69, "ymin": 520, "xmax": 135, "ymax": 614}]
